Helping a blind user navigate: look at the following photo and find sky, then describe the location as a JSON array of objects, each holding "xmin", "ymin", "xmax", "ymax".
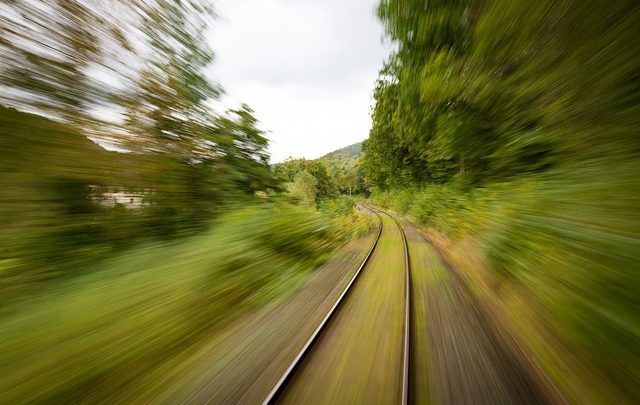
[{"xmin": 208, "ymin": 0, "xmax": 392, "ymax": 163}]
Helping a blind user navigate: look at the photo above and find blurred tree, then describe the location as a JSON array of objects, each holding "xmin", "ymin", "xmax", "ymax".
[
  {"xmin": 1, "ymin": 0, "xmax": 100, "ymax": 120},
  {"xmin": 364, "ymin": 0, "xmax": 640, "ymax": 400},
  {"xmin": 214, "ymin": 104, "xmax": 272, "ymax": 193},
  {"xmin": 123, "ymin": 0, "xmax": 221, "ymax": 154},
  {"xmin": 288, "ymin": 171, "xmax": 317, "ymax": 207},
  {"xmin": 365, "ymin": 0, "xmax": 639, "ymax": 187},
  {"xmin": 0, "ymin": 0, "xmax": 275, "ymax": 287}
]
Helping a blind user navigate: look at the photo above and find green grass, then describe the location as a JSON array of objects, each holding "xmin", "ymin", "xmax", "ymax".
[
  {"xmin": 371, "ymin": 163, "xmax": 640, "ymax": 402},
  {"xmin": 280, "ymin": 215, "xmax": 406, "ymax": 403},
  {"xmin": 0, "ymin": 202, "xmax": 360, "ymax": 403}
]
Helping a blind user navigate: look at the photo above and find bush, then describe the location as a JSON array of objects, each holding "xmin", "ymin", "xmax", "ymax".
[{"xmin": 0, "ymin": 203, "xmax": 342, "ymax": 402}]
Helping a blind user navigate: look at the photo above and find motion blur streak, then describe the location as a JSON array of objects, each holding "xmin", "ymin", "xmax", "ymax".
[
  {"xmin": 0, "ymin": 0, "xmax": 347, "ymax": 401},
  {"xmin": 1, "ymin": 0, "xmax": 639, "ymax": 404},
  {"xmin": 365, "ymin": 0, "xmax": 640, "ymax": 403},
  {"xmin": 0, "ymin": 0, "xmax": 274, "ymax": 291}
]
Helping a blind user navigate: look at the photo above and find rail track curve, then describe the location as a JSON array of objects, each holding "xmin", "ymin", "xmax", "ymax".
[{"xmin": 262, "ymin": 204, "xmax": 411, "ymax": 405}]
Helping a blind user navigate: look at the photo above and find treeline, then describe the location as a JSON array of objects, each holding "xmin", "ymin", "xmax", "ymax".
[
  {"xmin": 364, "ymin": 0, "xmax": 639, "ymax": 401},
  {"xmin": 273, "ymin": 158, "xmax": 337, "ymax": 205},
  {"xmin": 273, "ymin": 142, "xmax": 367, "ymax": 205},
  {"xmin": 0, "ymin": 1, "xmax": 273, "ymax": 291},
  {"xmin": 364, "ymin": 0, "xmax": 639, "ymax": 187},
  {"xmin": 319, "ymin": 142, "xmax": 367, "ymax": 196}
]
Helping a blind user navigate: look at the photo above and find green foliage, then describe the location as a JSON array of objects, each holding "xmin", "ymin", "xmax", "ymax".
[
  {"xmin": 318, "ymin": 142, "xmax": 368, "ymax": 195},
  {"xmin": 288, "ymin": 171, "xmax": 317, "ymax": 207},
  {"xmin": 273, "ymin": 158, "xmax": 337, "ymax": 202},
  {"xmin": 320, "ymin": 196, "xmax": 374, "ymax": 240},
  {"xmin": 367, "ymin": 0, "xmax": 640, "ymax": 400},
  {"xmin": 320, "ymin": 142, "xmax": 363, "ymax": 160},
  {"xmin": 0, "ymin": 204, "xmax": 339, "ymax": 402},
  {"xmin": 321, "ymin": 157, "xmax": 365, "ymax": 195},
  {"xmin": 367, "ymin": 0, "xmax": 640, "ymax": 187},
  {"xmin": 0, "ymin": 1, "xmax": 274, "ymax": 296},
  {"xmin": 276, "ymin": 143, "xmax": 367, "ymax": 199},
  {"xmin": 371, "ymin": 182, "xmax": 474, "ymax": 237}
]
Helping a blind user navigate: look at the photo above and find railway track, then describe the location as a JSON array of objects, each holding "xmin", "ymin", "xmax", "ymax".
[{"xmin": 262, "ymin": 204, "xmax": 412, "ymax": 405}]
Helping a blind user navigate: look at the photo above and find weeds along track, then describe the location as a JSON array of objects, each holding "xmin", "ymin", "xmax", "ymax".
[
  {"xmin": 262, "ymin": 204, "xmax": 411, "ymax": 404},
  {"xmin": 366, "ymin": 204, "xmax": 411, "ymax": 405}
]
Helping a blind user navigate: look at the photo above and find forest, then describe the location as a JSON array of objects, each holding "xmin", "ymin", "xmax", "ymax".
[
  {"xmin": 0, "ymin": 0, "xmax": 278, "ymax": 296},
  {"xmin": 363, "ymin": 0, "xmax": 639, "ymax": 401}
]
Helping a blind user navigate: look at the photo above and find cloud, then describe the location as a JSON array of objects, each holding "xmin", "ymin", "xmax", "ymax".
[{"xmin": 208, "ymin": 0, "xmax": 391, "ymax": 162}]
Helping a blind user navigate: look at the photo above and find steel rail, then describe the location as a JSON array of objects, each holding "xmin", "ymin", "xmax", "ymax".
[
  {"xmin": 366, "ymin": 204, "xmax": 411, "ymax": 405},
  {"xmin": 261, "ymin": 205, "xmax": 383, "ymax": 405}
]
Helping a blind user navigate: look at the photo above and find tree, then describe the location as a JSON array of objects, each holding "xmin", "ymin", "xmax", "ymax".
[
  {"xmin": 273, "ymin": 159, "xmax": 336, "ymax": 202},
  {"xmin": 288, "ymin": 171, "xmax": 317, "ymax": 207},
  {"xmin": 0, "ymin": 0, "xmax": 277, "ymax": 279},
  {"xmin": 365, "ymin": 1, "xmax": 640, "ymax": 399}
]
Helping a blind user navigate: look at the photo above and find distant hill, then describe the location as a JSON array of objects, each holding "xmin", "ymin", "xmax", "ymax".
[
  {"xmin": 272, "ymin": 141, "xmax": 367, "ymax": 194},
  {"xmin": 317, "ymin": 141, "xmax": 366, "ymax": 194},
  {"xmin": 320, "ymin": 141, "xmax": 363, "ymax": 160}
]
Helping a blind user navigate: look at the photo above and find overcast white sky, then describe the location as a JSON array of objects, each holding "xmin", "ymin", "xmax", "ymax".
[{"xmin": 208, "ymin": 0, "xmax": 392, "ymax": 163}]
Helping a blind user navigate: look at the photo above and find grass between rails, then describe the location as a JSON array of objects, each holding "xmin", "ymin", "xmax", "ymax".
[
  {"xmin": 0, "ymin": 201, "xmax": 370, "ymax": 403},
  {"xmin": 370, "ymin": 164, "xmax": 640, "ymax": 403},
  {"xmin": 280, "ymin": 214, "xmax": 406, "ymax": 404}
]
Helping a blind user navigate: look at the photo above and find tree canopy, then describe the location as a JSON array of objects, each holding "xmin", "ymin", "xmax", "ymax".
[
  {"xmin": 0, "ymin": 0, "xmax": 274, "ymax": 279},
  {"xmin": 273, "ymin": 158, "xmax": 337, "ymax": 203},
  {"xmin": 364, "ymin": 1, "xmax": 640, "ymax": 400},
  {"xmin": 364, "ymin": 0, "xmax": 640, "ymax": 189}
]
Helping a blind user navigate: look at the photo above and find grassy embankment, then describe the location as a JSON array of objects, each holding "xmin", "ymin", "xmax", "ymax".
[
  {"xmin": 371, "ymin": 165, "xmax": 639, "ymax": 403},
  {"xmin": 0, "ymin": 200, "xmax": 370, "ymax": 403}
]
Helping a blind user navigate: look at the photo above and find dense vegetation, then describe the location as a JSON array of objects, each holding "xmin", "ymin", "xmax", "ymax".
[
  {"xmin": 2, "ymin": 0, "xmax": 638, "ymax": 401},
  {"xmin": 0, "ymin": 0, "xmax": 275, "ymax": 298},
  {"xmin": 273, "ymin": 143, "xmax": 369, "ymax": 203},
  {"xmin": 364, "ymin": 0, "xmax": 639, "ymax": 401},
  {"xmin": 0, "ymin": 204, "xmax": 345, "ymax": 402},
  {"xmin": 0, "ymin": 1, "xmax": 372, "ymax": 401},
  {"xmin": 320, "ymin": 142, "xmax": 362, "ymax": 161},
  {"xmin": 318, "ymin": 142, "xmax": 368, "ymax": 195},
  {"xmin": 273, "ymin": 158, "xmax": 337, "ymax": 204}
]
